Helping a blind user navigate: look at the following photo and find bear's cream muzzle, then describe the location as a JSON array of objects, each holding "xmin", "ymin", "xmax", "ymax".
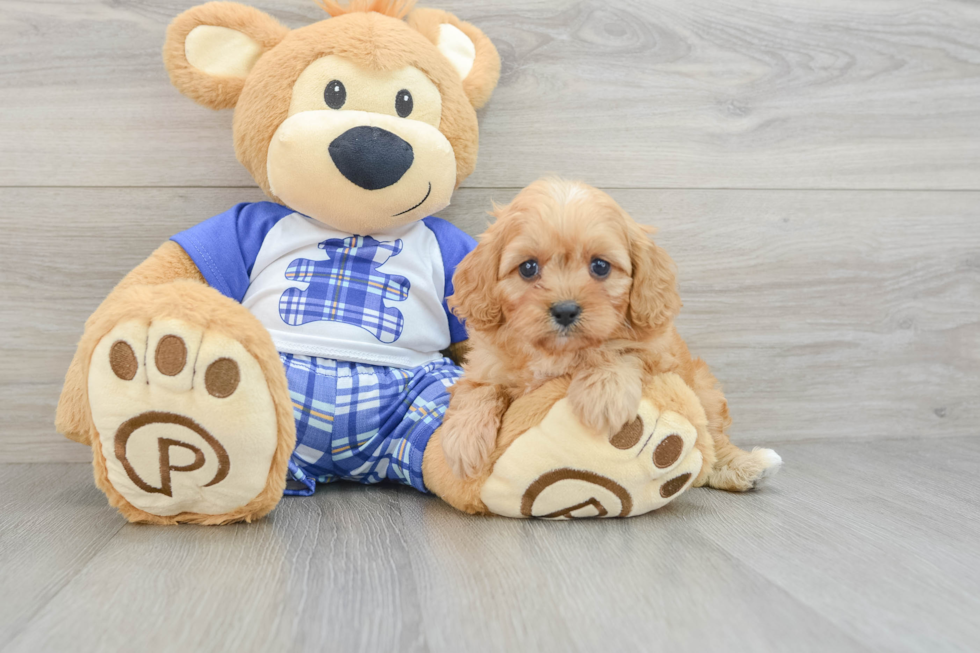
[{"xmin": 267, "ymin": 109, "xmax": 457, "ymax": 233}]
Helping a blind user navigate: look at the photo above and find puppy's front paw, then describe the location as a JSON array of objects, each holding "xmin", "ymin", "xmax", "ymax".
[
  {"xmin": 439, "ymin": 409, "xmax": 501, "ymax": 479},
  {"xmin": 568, "ymin": 373, "xmax": 642, "ymax": 436}
]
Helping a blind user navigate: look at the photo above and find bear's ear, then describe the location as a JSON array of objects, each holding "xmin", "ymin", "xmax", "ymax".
[
  {"xmin": 407, "ymin": 8, "xmax": 501, "ymax": 109},
  {"xmin": 163, "ymin": 2, "xmax": 289, "ymax": 110}
]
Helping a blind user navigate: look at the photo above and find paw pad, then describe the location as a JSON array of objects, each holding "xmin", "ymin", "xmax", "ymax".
[
  {"xmin": 205, "ymin": 358, "xmax": 240, "ymax": 398},
  {"xmin": 110, "ymin": 333, "xmax": 242, "ymax": 399},
  {"xmin": 481, "ymin": 398, "xmax": 704, "ymax": 519},
  {"xmin": 610, "ymin": 417, "xmax": 643, "ymax": 450},
  {"xmin": 154, "ymin": 334, "xmax": 187, "ymax": 376},
  {"xmin": 660, "ymin": 472, "xmax": 692, "ymax": 498},
  {"xmin": 88, "ymin": 320, "xmax": 279, "ymax": 517},
  {"xmin": 109, "ymin": 341, "xmax": 138, "ymax": 380},
  {"xmin": 654, "ymin": 434, "xmax": 684, "ymax": 468}
]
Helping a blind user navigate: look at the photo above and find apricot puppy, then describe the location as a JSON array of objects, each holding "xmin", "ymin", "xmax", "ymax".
[{"xmin": 441, "ymin": 178, "xmax": 782, "ymax": 491}]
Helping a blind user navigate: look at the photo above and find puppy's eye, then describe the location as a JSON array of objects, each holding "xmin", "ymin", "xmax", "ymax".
[
  {"xmin": 395, "ymin": 89, "xmax": 413, "ymax": 118},
  {"xmin": 590, "ymin": 258, "xmax": 611, "ymax": 279},
  {"xmin": 518, "ymin": 259, "xmax": 539, "ymax": 280},
  {"xmin": 324, "ymin": 80, "xmax": 346, "ymax": 109}
]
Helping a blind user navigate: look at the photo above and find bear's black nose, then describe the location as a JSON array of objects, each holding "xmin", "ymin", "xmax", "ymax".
[
  {"xmin": 550, "ymin": 301, "xmax": 582, "ymax": 327},
  {"xmin": 329, "ymin": 126, "xmax": 414, "ymax": 191}
]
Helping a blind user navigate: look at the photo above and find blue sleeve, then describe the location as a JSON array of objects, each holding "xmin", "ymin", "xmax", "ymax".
[
  {"xmin": 170, "ymin": 202, "xmax": 295, "ymax": 302},
  {"xmin": 423, "ymin": 216, "xmax": 477, "ymax": 343}
]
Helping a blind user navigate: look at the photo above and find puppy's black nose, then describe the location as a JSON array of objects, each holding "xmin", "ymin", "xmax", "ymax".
[
  {"xmin": 329, "ymin": 126, "xmax": 414, "ymax": 190},
  {"xmin": 550, "ymin": 301, "xmax": 581, "ymax": 327}
]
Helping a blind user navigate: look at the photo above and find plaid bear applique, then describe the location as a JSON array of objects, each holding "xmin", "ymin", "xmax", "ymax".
[{"xmin": 279, "ymin": 236, "xmax": 411, "ymax": 343}]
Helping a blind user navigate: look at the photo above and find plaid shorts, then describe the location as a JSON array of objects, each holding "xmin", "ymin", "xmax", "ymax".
[{"xmin": 281, "ymin": 353, "xmax": 462, "ymax": 495}]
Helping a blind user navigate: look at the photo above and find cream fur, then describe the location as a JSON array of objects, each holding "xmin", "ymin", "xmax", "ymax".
[
  {"xmin": 185, "ymin": 25, "xmax": 265, "ymax": 78},
  {"xmin": 266, "ymin": 109, "xmax": 456, "ymax": 231},
  {"xmin": 436, "ymin": 24, "xmax": 476, "ymax": 80}
]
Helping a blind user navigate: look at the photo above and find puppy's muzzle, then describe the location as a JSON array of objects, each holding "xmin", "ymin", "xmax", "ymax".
[
  {"xmin": 329, "ymin": 126, "xmax": 414, "ymax": 190},
  {"xmin": 550, "ymin": 301, "xmax": 582, "ymax": 328}
]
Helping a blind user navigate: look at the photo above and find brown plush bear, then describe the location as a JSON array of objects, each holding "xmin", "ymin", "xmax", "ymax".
[{"xmin": 55, "ymin": 0, "xmax": 757, "ymax": 524}]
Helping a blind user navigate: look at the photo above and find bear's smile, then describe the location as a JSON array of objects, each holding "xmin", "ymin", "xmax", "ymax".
[{"xmin": 393, "ymin": 181, "xmax": 432, "ymax": 217}]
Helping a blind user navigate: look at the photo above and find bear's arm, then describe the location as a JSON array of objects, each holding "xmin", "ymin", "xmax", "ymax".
[
  {"xmin": 117, "ymin": 240, "xmax": 206, "ymax": 289},
  {"xmin": 55, "ymin": 242, "xmax": 206, "ymax": 445}
]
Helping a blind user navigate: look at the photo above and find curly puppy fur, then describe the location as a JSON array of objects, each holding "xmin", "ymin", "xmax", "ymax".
[{"xmin": 442, "ymin": 178, "xmax": 781, "ymax": 490}]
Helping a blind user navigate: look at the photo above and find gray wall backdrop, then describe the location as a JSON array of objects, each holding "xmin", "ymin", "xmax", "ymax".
[{"xmin": 2, "ymin": 0, "xmax": 978, "ymax": 462}]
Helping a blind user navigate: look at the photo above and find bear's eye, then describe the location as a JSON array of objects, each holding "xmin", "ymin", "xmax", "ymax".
[
  {"xmin": 518, "ymin": 259, "xmax": 539, "ymax": 280},
  {"xmin": 324, "ymin": 80, "xmax": 346, "ymax": 110},
  {"xmin": 590, "ymin": 258, "xmax": 611, "ymax": 279},
  {"xmin": 395, "ymin": 89, "xmax": 413, "ymax": 118}
]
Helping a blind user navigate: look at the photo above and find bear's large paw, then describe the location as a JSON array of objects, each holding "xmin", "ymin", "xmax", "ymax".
[
  {"xmin": 481, "ymin": 398, "xmax": 702, "ymax": 519},
  {"xmin": 88, "ymin": 319, "xmax": 280, "ymax": 519}
]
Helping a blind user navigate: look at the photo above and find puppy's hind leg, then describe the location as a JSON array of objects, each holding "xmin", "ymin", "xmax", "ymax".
[
  {"xmin": 705, "ymin": 441, "xmax": 783, "ymax": 492},
  {"xmin": 687, "ymin": 358, "xmax": 781, "ymax": 491}
]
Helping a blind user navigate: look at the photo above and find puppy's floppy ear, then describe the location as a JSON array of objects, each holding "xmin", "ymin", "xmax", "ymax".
[
  {"xmin": 449, "ymin": 217, "xmax": 509, "ymax": 332},
  {"xmin": 164, "ymin": 2, "xmax": 289, "ymax": 110},
  {"xmin": 407, "ymin": 8, "xmax": 501, "ymax": 109},
  {"xmin": 627, "ymin": 222, "xmax": 681, "ymax": 337}
]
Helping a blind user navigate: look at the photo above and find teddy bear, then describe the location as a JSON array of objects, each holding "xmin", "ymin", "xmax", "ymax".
[{"xmin": 55, "ymin": 0, "xmax": 710, "ymax": 524}]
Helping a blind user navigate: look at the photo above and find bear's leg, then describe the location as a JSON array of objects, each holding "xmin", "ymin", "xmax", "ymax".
[
  {"xmin": 426, "ymin": 374, "xmax": 708, "ymax": 519},
  {"xmin": 82, "ymin": 282, "xmax": 294, "ymax": 524},
  {"xmin": 281, "ymin": 358, "xmax": 464, "ymax": 494}
]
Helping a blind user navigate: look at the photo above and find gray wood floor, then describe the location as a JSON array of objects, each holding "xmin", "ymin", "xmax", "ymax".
[
  {"xmin": 2, "ymin": 0, "xmax": 979, "ymax": 650},
  {"xmin": 2, "ymin": 438, "xmax": 979, "ymax": 652}
]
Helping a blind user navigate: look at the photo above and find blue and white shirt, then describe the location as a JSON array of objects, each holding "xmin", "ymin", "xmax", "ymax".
[{"xmin": 172, "ymin": 202, "xmax": 475, "ymax": 369}]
